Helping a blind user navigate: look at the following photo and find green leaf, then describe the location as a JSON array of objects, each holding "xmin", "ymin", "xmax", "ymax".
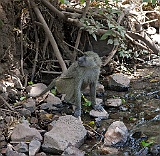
[
  {"xmin": 82, "ymin": 95, "xmax": 92, "ymax": 107},
  {"xmin": 20, "ymin": 96, "xmax": 26, "ymax": 101},
  {"xmin": 89, "ymin": 121, "xmax": 95, "ymax": 126},
  {"xmin": 80, "ymin": 0, "xmax": 85, "ymax": 4},
  {"xmin": 141, "ymin": 140, "xmax": 153, "ymax": 147},
  {"xmin": 105, "ymin": 0, "xmax": 109, "ymax": 4},
  {"xmin": 108, "ymin": 39, "xmax": 113, "ymax": 44},
  {"xmin": 121, "ymin": 98, "xmax": 126, "ymax": 104},
  {"xmin": 51, "ymin": 88, "xmax": 57, "ymax": 95},
  {"xmin": 152, "ymin": 0, "xmax": 156, "ymax": 4},
  {"xmin": 60, "ymin": 0, "xmax": 69, "ymax": 4},
  {"xmin": 28, "ymin": 81, "xmax": 33, "ymax": 85},
  {"xmin": 100, "ymin": 30, "xmax": 113, "ymax": 40}
]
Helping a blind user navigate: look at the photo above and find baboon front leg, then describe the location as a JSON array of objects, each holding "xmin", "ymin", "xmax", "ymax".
[{"xmin": 90, "ymin": 82, "xmax": 104, "ymax": 111}]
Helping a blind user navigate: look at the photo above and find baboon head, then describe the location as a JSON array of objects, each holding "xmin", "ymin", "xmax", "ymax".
[{"xmin": 78, "ymin": 51, "xmax": 102, "ymax": 68}]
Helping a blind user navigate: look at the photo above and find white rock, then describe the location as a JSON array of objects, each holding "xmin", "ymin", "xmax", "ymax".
[
  {"xmin": 108, "ymin": 73, "xmax": 130, "ymax": 91},
  {"xmin": 104, "ymin": 121, "xmax": 128, "ymax": 146},
  {"xmin": 11, "ymin": 123, "xmax": 42, "ymax": 142},
  {"xmin": 62, "ymin": 145, "xmax": 85, "ymax": 156},
  {"xmin": 89, "ymin": 109, "xmax": 109, "ymax": 119},
  {"xmin": 105, "ymin": 98, "xmax": 122, "ymax": 107},
  {"xmin": 27, "ymin": 83, "xmax": 48, "ymax": 97},
  {"xmin": 29, "ymin": 139, "xmax": 41, "ymax": 156},
  {"xmin": 42, "ymin": 115, "xmax": 87, "ymax": 154}
]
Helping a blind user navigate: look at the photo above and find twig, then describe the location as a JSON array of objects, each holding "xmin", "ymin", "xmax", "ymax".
[
  {"xmin": 20, "ymin": 10, "xmax": 25, "ymax": 77},
  {"xmin": 63, "ymin": 41, "xmax": 83, "ymax": 54},
  {"xmin": 27, "ymin": 0, "xmax": 39, "ymax": 82},
  {"xmin": 30, "ymin": 0, "xmax": 67, "ymax": 73},
  {"xmin": 0, "ymin": 95, "xmax": 14, "ymax": 111}
]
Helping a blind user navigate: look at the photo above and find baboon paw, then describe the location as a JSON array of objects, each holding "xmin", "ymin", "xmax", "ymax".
[{"xmin": 93, "ymin": 104, "xmax": 104, "ymax": 112}]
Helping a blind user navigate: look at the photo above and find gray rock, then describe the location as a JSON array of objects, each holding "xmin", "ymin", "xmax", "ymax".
[
  {"xmin": 62, "ymin": 145, "xmax": 85, "ymax": 156},
  {"xmin": 96, "ymin": 98, "xmax": 103, "ymax": 105},
  {"xmin": 35, "ymin": 152, "xmax": 47, "ymax": 156},
  {"xmin": 46, "ymin": 93, "xmax": 62, "ymax": 105},
  {"xmin": 11, "ymin": 122, "xmax": 42, "ymax": 142},
  {"xmin": 89, "ymin": 109, "xmax": 109, "ymax": 120},
  {"xmin": 105, "ymin": 98, "xmax": 122, "ymax": 107},
  {"xmin": 23, "ymin": 98, "xmax": 36, "ymax": 113},
  {"xmin": 29, "ymin": 139, "xmax": 41, "ymax": 156},
  {"xmin": 108, "ymin": 73, "xmax": 130, "ymax": 91},
  {"xmin": 17, "ymin": 108, "xmax": 31, "ymax": 118},
  {"xmin": 27, "ymin": 83, "xmax": 48, "ymax": 97},
  {"xmin": 6, "ymin": 144, "xmax": 26, "ymax": 156},
  {"xmin": 104, "ymin": 121, "xmax": 128, "ymax": 146},
  {"xmin": 42, "ymin": 115, "xmax": 87, "ymax": 154},
  {"xmin": 40, "ymin": 103, "xmax": 59, "ymax": 111},
  {"xmin": 14, "ymin": 142, "xmax": 28, "ymax": 154}
]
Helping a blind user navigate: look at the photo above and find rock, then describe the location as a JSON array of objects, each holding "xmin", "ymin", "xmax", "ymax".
[
  {"xmin": 23, "ymin": 98, "xmax": 36, "ymax": 113},
  {"xmin": 35, "ymin": 152, "xmax": 47, "ymax": 156},
  {"xmin": 96, "ymin": 98, "xmax": 103, "ymax": 105},
  {"xmin": 61, "ymin": 145, "xmax": 85, "ymax": 156},
  {"xmin": 40, "ymin": 103, "xmax": 59, "ymax": 111},
  {"xmin": 104, "ymin": 121, "xmax": 128, "ymax": 146},
  {"xmin": 14, "ymin": 142, "xmax": 28, "ymax": 154},
  {"xmin": 105, "ymin": 98, "xmax": 122, "ymax": 107},
  {"xmin": 108, "ymin": 73, "xmax": 130, "ymax": 91},
  {"xmin": 89, "ymin": 109, "xmax": 109, "ymax": 120},
  {"xmin": 42, "ymin": 115, "xmax": 87, "ymax": 154},
  {"xmin": 46, "ymin": 93, "xmax": 62, "ymax": 105},
  {"xmin": 11, "ymin": 122, "xmax": 42, "ymax": 142},
  {"xmin": 6, "ymin": 144, "xmax": 26, "ymax": 156},
  {"xmin": 26, "ymin": 83, "xmax": 48, "ymax": 97},
  {"xmin": 17, "ymin": 108, "xmax": 31, "ymax": 118},
  {"xmin": 29, "ymin": 139, "xmax": 41, "ymax": 156}
]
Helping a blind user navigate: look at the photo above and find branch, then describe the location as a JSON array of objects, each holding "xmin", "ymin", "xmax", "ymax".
[
  {"xmin": 126, "ymin": 31, "xmax": 159, "ymax": 55},
  {"xmin": 30, "ymin": 0, "xmax": 67, "ymax": 73},
  {"xmin": 73, "ymin": 0, "xmax": 90, "ymax": 60},
  {"xmin": 0, "ymin": 95, "xmax": 14, "ymax": 111}
]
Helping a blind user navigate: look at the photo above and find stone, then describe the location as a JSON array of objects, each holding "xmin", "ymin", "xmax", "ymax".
[
  {"xmin": 46, "ymin": 93, "xmax": 62, "ymax": 105},
  {"xmin": 17, "ymin": 108, "xmax": 31, "ymax": 118},
  {"xmin": 11, "ymin": 122, "xmax": 42, "ymax": 142},
  {"xmin": 6, "ymin": 144, "xmax": 26, "ymax": 156},
  {"xmin": 26, "ymin": 83, "xmax": 48, "ymax": 97},
  {"xmin": 42, "ymin": 115, "xmax": 87, "ymax": 154},
  {"xmin": 35, "ymin": 152, "xmax": 47, "ymax": 156},
  {"xmin": 14, "ymin": 142, "xmax": 28, "ymax": 154},
  {"xmin": 105, "ymin": 98, "xmax": 122, "ymax": 107},
  {"xmin": 23, "ymin": 98, "xmax": 36, "ymax": 113},
  {"xmin": 89, "ymin": 109, "xmax": 109, "ymax": 120},
  {"xmin": 104, "ymin": 121, "xmax": 128, "ymax": 146},
  {"xmin": 29, "ymin": 139, "xmax": 41, "ymax": 156},
  {"xmin": 108, "ymin": 73, "xmax": 130, "ymax": 91},
  {"xmin": 96, "ymin": 98, "xmax": 103, "ymax": 105},
  {"xmin": 61, "ymin": 145, "xmax": 85, "ymax": 156}
]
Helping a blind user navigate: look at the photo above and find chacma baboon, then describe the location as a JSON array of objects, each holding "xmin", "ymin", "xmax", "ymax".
[{"xmin": 37, "ymin": 51, "xmax": 103, "ymax": 118}]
